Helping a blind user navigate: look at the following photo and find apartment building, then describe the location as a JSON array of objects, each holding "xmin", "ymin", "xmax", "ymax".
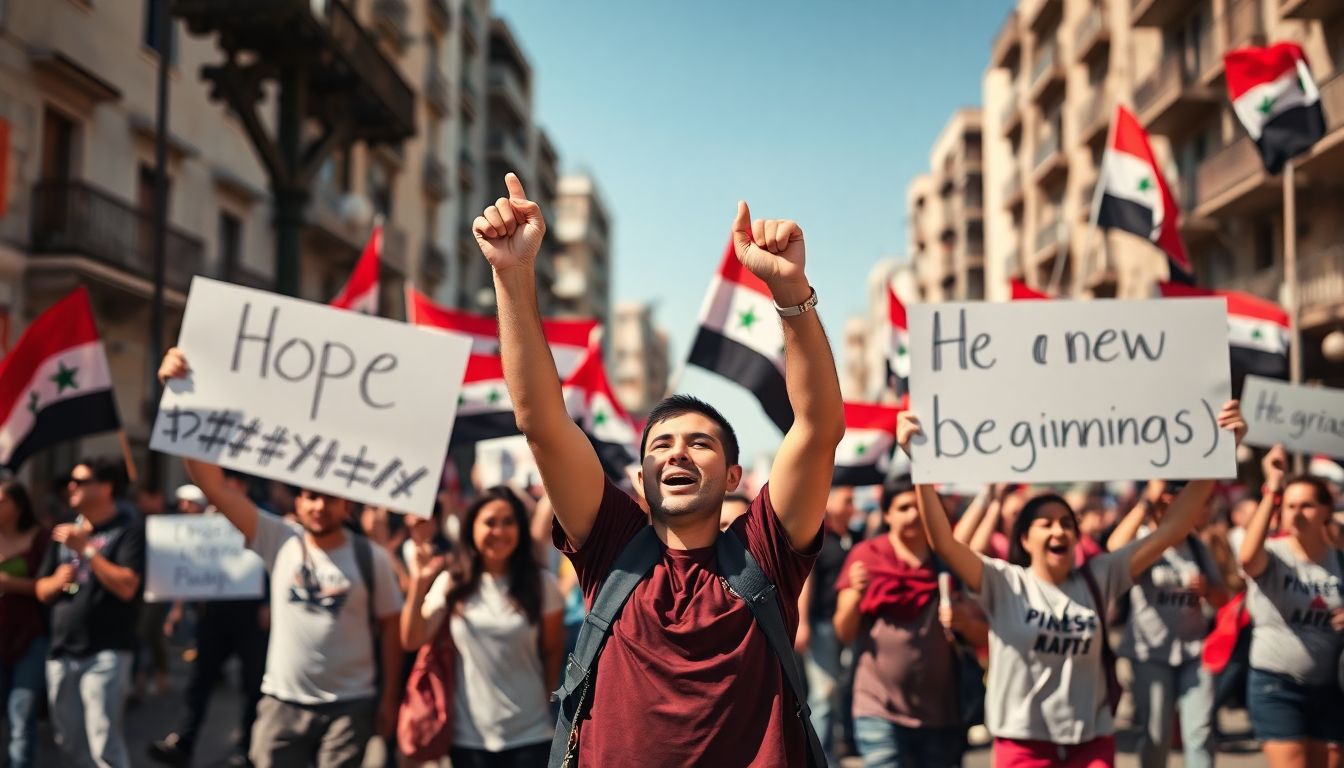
[
  {"xmin": 609, "ymin": 301, "xmax": 669, "ymax": 421},
  {"xmin": 552, "ymin": 173, "xmax": 612, "ymax": 328},
  {"xmin": 906, "ymin": 109, "xmax": 986, "ymax": 303}
]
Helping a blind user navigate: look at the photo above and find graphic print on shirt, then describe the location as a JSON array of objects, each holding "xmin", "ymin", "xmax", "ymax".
[
  {"xmin": 1284, "ymin": 573, "xmax": 1342, "ymax": 628},
  {"xmin": 1148, "ymin": 561, "xmax": 1201, "ymax": 608},
  {"xmin": 287, "ymin": 558, "xmax": 351, "ymax": 615},
  {"xmin": 1024, "ymin": 602, "xmax": 1098, "ymax": 656}
]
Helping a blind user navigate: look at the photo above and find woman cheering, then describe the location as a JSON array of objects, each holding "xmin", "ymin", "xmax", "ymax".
[{"xmin": 895, "ymin": 400, "xmax": 1245, "ymax": 768}]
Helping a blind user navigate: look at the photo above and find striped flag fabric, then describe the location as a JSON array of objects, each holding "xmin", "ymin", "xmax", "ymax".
[
  {"xmin": 450, "ymin": 354, "xmax": 519, "ymax": 449},
  {"xmin": 0, "ymin": 288, "xmax": 121, "ymax": 470},
  {"xmin": 833, "ymin": 402, "xmax": 903, "ymax": 488},
  {"xmin": 1225, "ymin": 42, "xmax": 1325, "ymax": 174},
  {"xmin": 886, "ymin": 282, "xmax": 909, "ymax": 397},
  {"xmin": 563, "ymin": 338, "xmax": 639, "ymax": 479},
  {"xmin": 406, "ymin": 287, "xmax": 597, "ymax": 379},
  {"xmin": 1095, "ymin": 105, "xmax": 1193, "ymax": 284},
  {"xmin": 687, "ymin": 242, "xmax": 792, "ymax": 432},
  {"xmin": 1010, "ymin": 278, "xmax": 1049, "ymax": 300},
  {"xmin": 329, "ymin": 224, "xmax": 381, "ymax": 314},
  {"xmin": 1158, "ymin": 281, "xmax": 1289, "ymax": 395}
]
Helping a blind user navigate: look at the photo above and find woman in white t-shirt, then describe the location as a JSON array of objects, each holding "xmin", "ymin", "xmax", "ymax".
[
  {"xmin": 895, "ymin": 402, "xmax": 1245, "ymax": 768},
  {"xmin": 401, "ymin": 486, "xmax": 564, "ymax": 767},
  {"xmin": 1238, "ymin": 444, "xmax": 1344, "ymax": 768}
]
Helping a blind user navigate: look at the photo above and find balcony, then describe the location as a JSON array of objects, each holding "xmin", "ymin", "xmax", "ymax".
[
  {"xmin": 1280, "ymin": 0, "xmax": 1344, "ymax": 18},
  {"xmin": 29, "ymin": 179, "xmax": 204, "ymax": 295},
  {"xmin": 1077, "ymin": 90, "xmax": 1110, "ymax": 149},
  {"xmin": 1130, "ymin": 0, "xmax": 1202, "ymax": 28},
  {"xmin": 1030, "ymin": 38, "xmax": 1065, "ymax": 102},
  {"xmin": 1024, "ymin": 0, "xmax": 1063, "ymax": 31},
  {"xmin": 1002, "ymin": 87, "xmax": 1024, "ymax": 140},
  {"xmin": 1134, "ymin": 52, "xmax": 1220, "ymax": 135},
  {"xmin": 1220, "ymin": 267, "xmax": 1282, "ymax": 303},
  {"xmin": 1193, "ymin": 136, "xmax": 1277, "ymax": 217},
  {"xmin": 990, "ymin": 12, "xmax": 1022, "ymax": 68},
  {"xmin": 425, "ymin": 67, "xmax": 449, "ymax": 116},
  {"xmin": 1003, "ymin": 167, "xmax": 1025, "ymax": 211},
  {"xmin": 1032, "ymin": 131, "xmax": 1066, "ymax": 186},
  {"xmin": 458, "ymin": 150, "xmax": 475, "ymax": 189},
  {"xmin": 459, "ymin": 79, "xmax": 477, "ymax": 120},
  {"xmin": 1074, "ymin": 5, "xmax": 1110, "ymax": 63},
  {"xmin": 423, "ymin": 155, "xmax": 448, "ymax": 200},
  {"xmin": 1033, "ymin": 216, "xmax": 1067, "ymax": 274},
  {"xmin": 421, "ymin": 241, "xmax": 448, "ymax": 287},
  {"xmin": 487, "ymin": 64, "xmax": 530, "ymax": 123},
  {"xmin": 1227, "ymin": 0, "xmax": 1266, "ymax": 50},
  {"xmin": 487, "ymin": 131, "xmax": 530, "ymax": 174},
  {"xmin": 461, "ymin": 4, "xmax": 479, "ymax": 53},
  {"xmin": 372, "ymin": 0, "xmax": 408, "ymax": 50},
  {"xmin": 427, "ymin": 0, "xmax": 450, "ymax": 33},
  {"xmin": 1299, "ymin": 242, "xmax": 1344, "ymax": 325}
]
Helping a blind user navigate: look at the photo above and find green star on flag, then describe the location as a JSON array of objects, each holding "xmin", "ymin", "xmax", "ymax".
[
  {"xmin": 593, "ymin": 409, "xmax": 608, "ymax": 427},
  {"xmin": 50, "ymin": 361, "xmax": 78, "ymax": 394},
  {"xmin": 854, "ymin": 443, "xmax": 867, "ymax": 456},
  {"xmin": 1251, "ymin": 327, "xmax": 1263, "ymax": 341},
  {"xmin": 1257, "ymin": 95, "xmax": 1276, "ymax": 115},
  {"xmin": 457, "ymin": 393, "xmax": 466, "ymax": 406},
  {"xmin": 487, "ymin": 389, "xmax": 501, "ymax": 404},
  {"xmin": 26, "ymin": 391, "xmax": 39, "ymax": 414},
  {"xmin": 739, "ymin": 307, "xmax": 757, "ymax": 329},
  {"xmin": 1137, "ymin": 177, "xmax": 1152, "ymax": 193},
  {"xmin": 897, "ymin": 343, "xmax": 907, "ymax": 358}
]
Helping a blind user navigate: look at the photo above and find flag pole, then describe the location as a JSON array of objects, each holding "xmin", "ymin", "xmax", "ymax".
[
  {"xmin": 1283, "ymin": 158, "xmax": 1303, "ymax": 473},
  {"xmin": 117, "ymin": 430, "xmax": 139, "ymax": 486}
]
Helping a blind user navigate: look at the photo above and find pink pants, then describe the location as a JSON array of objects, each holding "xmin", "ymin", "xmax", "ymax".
[{"xmin": 993, "ymin": 735, "xmax": 1115, "ymax": 768}]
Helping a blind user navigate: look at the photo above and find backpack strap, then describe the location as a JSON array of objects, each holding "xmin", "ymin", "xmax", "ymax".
[
  {"xmin": 1079, "ymin": 564, "xmax": 1121, "ymax": 714},
  {"xmin": 549, "ymin": 526, "xmax": 662, "ymax": 768},
  {"xmin": 716, "ymin": 530, "xmax": 827, "ymax": 768},
  {"xmin": 351, "ymin": 533, "xmax": 382, "ymax": 694}
]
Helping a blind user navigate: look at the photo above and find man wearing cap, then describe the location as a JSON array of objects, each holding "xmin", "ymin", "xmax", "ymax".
[{"xmin": 148, "ymin": 471, "xmax": 271, "ymax": 768}]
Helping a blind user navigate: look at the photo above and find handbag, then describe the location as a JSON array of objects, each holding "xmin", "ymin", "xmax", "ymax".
[{"xmin": 397, "ymin": 618, "xmax": 457, "ymax": 760}]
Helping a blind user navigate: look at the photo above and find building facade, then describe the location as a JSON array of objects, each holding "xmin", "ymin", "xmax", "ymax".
[
  {"xmin": 907, "ymin": 108, "xmax": 986, "ymax": 303},
  {"xmin": 552, "ymin": 173, "xmax": 612, "ymax": 328},
  {"xmin": 608, "ymin": 301, "xmax": 669, "ymax": 421}
]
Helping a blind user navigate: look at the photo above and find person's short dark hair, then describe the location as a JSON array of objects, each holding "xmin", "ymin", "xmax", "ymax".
[
  {"xmin": 1, "ymin": 480, "xmax": 36, "ymax": 532},
  {"xmin": 880, "ymin": 475, "xmax": 916, "ymax": 512},
  {"xmin": 640, "ymin": 394, "xmax": 739, "ymax": 467},
  {"xmin": 723, "ymin": 492, "xmax": 751, "ymax": 506},
  {"xmin": 1283, "ymin": 473, "xmax": 1335, "ymax": 508},
  {"xmin": 75, "ymin": 457, "xmax": 127, "ymax": 498}
]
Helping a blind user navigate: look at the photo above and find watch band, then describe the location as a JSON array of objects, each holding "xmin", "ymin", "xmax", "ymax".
[{"xmin": 775, "ymin": 287, "xmax": 818, "ymax": 318}]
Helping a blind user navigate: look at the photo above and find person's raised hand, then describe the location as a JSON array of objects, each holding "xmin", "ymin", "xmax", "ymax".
[
  {"xmin": 473, "ymin": 173, "xmax": 546, "ymax": 271},
  {"xmin": 847, "ymin": 560, "xmax": 871, "ymax": 594},
  {"xmin": 1262, "ymin": 443, "xmax": 1287, "ymax": 492},
  {"xmin": 896, "ymin": 411, "xmax": 923, "ymax": 457},
  {"xmin": 158, "ymin": 347, "xmax": 189, "ymax": 385},
  {"xmin": 1218, "ymin": 399, "xmax": 1247, "ymax": 447},
  {"xmin": 731, "ymin": 201, "xmax": 809, "ymax": 306}
]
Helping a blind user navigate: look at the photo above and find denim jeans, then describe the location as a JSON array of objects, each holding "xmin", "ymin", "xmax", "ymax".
[
  {"xmin": 804, "ymin": 620, "xmax": 843, "ymax": 762},
  {"xmin": 854, "ymin": 716, "xmax": 964, "ymax": 768},
  {"xmin": 0, "ymin": 635, "xmax": 46, "ymax": 768},
  {"xmin": 46, "ymin": 649, "xmax": 134, "ymax": 768},
  {"xmin": 1131, "ymin": 658, "xmax": 1214, "ymax": 768}
]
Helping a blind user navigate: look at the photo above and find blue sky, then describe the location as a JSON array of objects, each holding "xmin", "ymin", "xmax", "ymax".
[{"xmin": 495, "ymin": 0, "xmax": 1015, "ymax": 460}]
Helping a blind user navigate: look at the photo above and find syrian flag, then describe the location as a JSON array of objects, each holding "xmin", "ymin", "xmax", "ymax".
[
  {"xmin": 450, "ymin": 354, "xmax": 519, "ymax": 449},
  {"xmin": 687, "ymin": 242, "xmax": 792, "ymax": 432},
  {"xmin": 1225, "ymin": 42, "xmax": 1325, "ymax": 174},
  {"xmin": 833, "ymin": 402, "xmax": 903, "ymax": 488},
  {"xmin": 563, "ymin": 339, "xmax": 639, "ymax": 479},
  {"xmin": 406, "ymin": 287, "xmax": 596, "ymax": 379},
  {"xmin": 1010, "ymin": 278, "xmax": 1050, "ymax": 300},
  {"xmin": 1095, "ymin": 105, "xmax": 1193, "ymax": 284},
  {"xmin": 329, "ymin": 224, "xmax": 381, "ymax": 313},
  {"xmin": 0, "ymin": 288, "xmax": 121, "ymax": 470},
  {"xmin": 886, "ymin": 283, "xmax": 910, "ymax": 397},
  {"xmin": 1159, "ymin": 281, "xmax": 1289, "ymax": 396}
]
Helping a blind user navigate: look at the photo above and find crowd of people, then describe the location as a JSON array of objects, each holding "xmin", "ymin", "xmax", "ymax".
[{"xmin": 0, "ymin": 174, "xmax": 1340, "ymax": 768}]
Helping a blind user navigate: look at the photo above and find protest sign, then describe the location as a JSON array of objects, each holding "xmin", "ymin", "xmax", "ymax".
[
  {"xmin": 907, "ymin": 298, "xmax": 1234, "ymax": 484},
  {"xmin": 1241, "ymin": 375, "xmax": 1344, "ymax": 458},
  {"xmin": 144, "ymin": 514, "xmax": 264, "ymax": 602},
  {"xmin": 475, "ymin": 434, "xmax": 541, "ymax": 489},
  {"xmin": 151, "ymin": 278, "xmax": 472, "ymax": 517}
]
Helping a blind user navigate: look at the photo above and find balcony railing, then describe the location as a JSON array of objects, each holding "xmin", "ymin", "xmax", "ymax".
[
  {"xmin": 1035, "ymin": 216, "xmax": 1063, "ymax": 252},
  {"xmin": 1031, "ymin": 38, "xmax": 1058, "ymax": 87},
  {"xmin": 458, "ymin": 149, "xmax": 475, "ymax": 187},
  {"xmin": 1075, "ymin": 6, "xmax": 1106, "ymax": 57},
  {"xmin": 425, "ymin": 67, "xmax": 449, "ymax": 115},
  {"xmin": 423, "ymin": 155, "xmax": 448, "ymax": 200},
  {"xmin": 1033, "ymin": 131, "xmax": 1061, "ymax": 170},
  {"xmin": 487, "ymin": 65, "xmax": 529, "ymax": 118},
  {"xmin": 1194, "ymin": 137, "xmax": 1261, "ymax": 209},
  {"xmin": 1299, "ymin": 242, "xmax": 1344, "ymax": 311},
  {"xmin": 30, "ymin": 179, "xmax": 204, "ymax": 294},
  {"xmin": 1135, "ymin": 53, "xmax": 1183, "ymax": 114}
]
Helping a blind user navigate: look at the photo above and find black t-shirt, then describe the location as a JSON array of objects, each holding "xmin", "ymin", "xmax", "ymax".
[
  {"xmin": 39, "ymin": 506, "xmax": 145, "ymax": 657},
  {"xmin": 809, "ymin": 526, "xmax": 858, "ymax": 624}
]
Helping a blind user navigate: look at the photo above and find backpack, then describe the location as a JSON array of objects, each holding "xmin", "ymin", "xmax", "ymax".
[
  {"xmin": 397, "ymin": 616, "xmax": 457, "ymax": 759},
  {"xmin": 548, "ymin": 526, "xmax": 826, "ymax": 768}
]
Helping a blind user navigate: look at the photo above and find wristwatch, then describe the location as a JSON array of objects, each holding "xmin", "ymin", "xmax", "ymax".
[
  {"xmin": 775, "ymin": 287, "xmax": 818, "ymax": 318},
  {"xmin": 82, "ymin": 544, "xmax": 97, "ymax": 560}
]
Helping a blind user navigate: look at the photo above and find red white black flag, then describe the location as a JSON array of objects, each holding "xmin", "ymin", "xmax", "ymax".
[
  {"xmin": 0, "ymin": 288, "xmax": 121, "ymax": 469},
  {"xmin": 563, "ymin": 337, "xmax": 639, "ymax": 479},
  {"xmin": 450, "ymin": 354, "xmax": 518, "ymax": 449},
  {"xmin": 1095, "ymin": 105, "xmax": 1192, "ymax": 283},
  {"xmin": 1010, "ymin": 278, "xmax": 1049, "ymax": 301},
  {"xmin": 1158, "ymin": 281, "xmax": 1289, "ymax": 396},
  {"xmin": 329, "ymin": 224, "xmax": 381, "ymax": 314},
  {"xmin": 687, "ymin": 242, "xmax": 792, "ymax": 432},
  {"xmin": 886, "ymin": 282, "xmax": 909, "ymax": 397},
  {"xmin": 1225, "ymin": 42, "xmax": 1325, "ymax": 174},
  {"xmin": 833, "ymin": 402, "xmax": 905, "ymax": 488}
]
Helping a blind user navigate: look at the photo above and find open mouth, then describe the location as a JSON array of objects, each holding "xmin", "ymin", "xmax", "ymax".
[
  {"xmin": 1045, "ymin": 541, "xmax": 1070, "ymax": 556},
  {"xmin": 662, "ymin": 473, "xmax": 697, "ymax": 488}
]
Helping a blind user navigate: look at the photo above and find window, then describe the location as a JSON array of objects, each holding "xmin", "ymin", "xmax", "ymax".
[
  {"xmin": 218, "ymin": 212, "xmax": 242, "ymax": 280},
  {"xmin": 143, "ymin": 0, "xmax": 178, "ymax": 63}
]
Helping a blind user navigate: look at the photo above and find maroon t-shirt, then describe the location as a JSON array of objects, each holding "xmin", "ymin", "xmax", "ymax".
[
  {"xmin": 554, "ymin": 479, "xmax": 820, "ymax": 767},
  {"xmin": 835, "ymin": 537, "xmax": 959, "ymax": 729}
]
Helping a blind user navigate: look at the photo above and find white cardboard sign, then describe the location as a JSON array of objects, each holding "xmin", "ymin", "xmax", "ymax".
[
  {"xmin": 1241, "ymin": 375, "xmax": 1344, "ymax": 458},
  {"xmin": 144, "ymin": 514, "xmax": 264, "ymax": 602},
  {"xmin": 907, "ymin": 299, "xmax": 1235, "ymax": 483},
  {"xmin": 151, "ymin": 278, "xmax": 472, "ymax": 517},
  {"xmin": 475, "ymin": 434, "xmax": 541, "ymax": 489}
]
